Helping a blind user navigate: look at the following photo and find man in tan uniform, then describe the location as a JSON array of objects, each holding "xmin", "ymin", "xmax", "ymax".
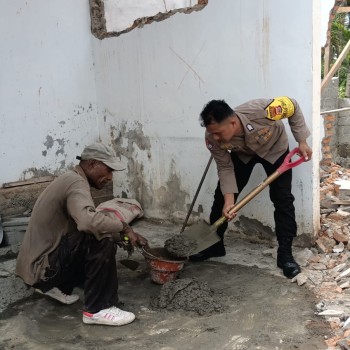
[
  {"xmin": 16, "ymin": 143, "xmax": 148, "ymax": 326},
  {"xmin": 189, "ymin": 98, "xmax": 312, "ymax": 279}
]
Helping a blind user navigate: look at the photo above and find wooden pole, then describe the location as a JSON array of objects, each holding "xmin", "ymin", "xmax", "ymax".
[{"xmin": 321, "ymin": 39, "xmax": 350, "ymax": 92}]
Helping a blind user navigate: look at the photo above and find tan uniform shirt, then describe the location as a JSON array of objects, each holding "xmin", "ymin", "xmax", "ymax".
[
  {"xmin": 205, "ymin": 98, "xmax": 311, "ymax": 195},
  {"xmin": 16, "ymin": 165, "xmax": 124, "ymax": 286}
]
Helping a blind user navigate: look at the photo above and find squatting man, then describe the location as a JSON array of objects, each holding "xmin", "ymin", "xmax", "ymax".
[
  {"xmin": 189, "ymin": 97, "xmax": 312, "ymax": 279},
  {"xmin": 16, "ymin": 143, "xmax": 148, "ymax": 326}
]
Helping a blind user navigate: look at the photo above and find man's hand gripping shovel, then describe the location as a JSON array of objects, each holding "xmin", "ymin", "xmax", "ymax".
[{"xmin": 182, "ymin": 148, "xmax": 307, "ymax": 255}]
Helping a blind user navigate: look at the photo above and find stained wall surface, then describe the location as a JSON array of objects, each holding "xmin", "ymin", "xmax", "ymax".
[
  {"xmin": 94, "ymin": 0, "xmax": 320, "ymax": 236},
  {"xmin": 1, "ymin": 0, "xmax": 320, "ymax": 238}
]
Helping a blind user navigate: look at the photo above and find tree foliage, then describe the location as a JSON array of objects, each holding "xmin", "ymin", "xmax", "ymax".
[{"xmin": 329, "ymin": 12, "xmax": 350, "ymax": 96}]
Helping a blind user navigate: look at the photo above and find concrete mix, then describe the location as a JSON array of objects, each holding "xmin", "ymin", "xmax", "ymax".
[
  {"xmin": 164, "ymin": 235, "xmax": 197, "ymax": 257},
  {"xmin": 150, "ymin": 277, "xmax": 224, "ymax": 316}
]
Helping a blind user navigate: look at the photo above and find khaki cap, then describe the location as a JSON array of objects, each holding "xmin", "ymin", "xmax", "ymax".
[{"xmin": 78, "ymin": 143, "xmax": 125, "ymax": 171}]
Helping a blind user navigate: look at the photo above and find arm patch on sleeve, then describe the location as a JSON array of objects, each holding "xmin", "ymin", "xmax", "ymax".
[{"xmin": 265, "ymin": 96, "xmax": 295, "ymax": 121}]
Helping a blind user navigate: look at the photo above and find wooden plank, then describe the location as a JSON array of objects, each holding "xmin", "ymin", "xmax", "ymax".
[
  {"xmin": 337, "ymin": 7, "xmax": 350, "ymax": 13},
  {"xmin": 321, "ymin": 39, "xmax": 350, "ymax": 91},
  {"xmin": 2, "ymin": 176, "xmax": 54, "ymax": 188},
  {"xmin": 2, "ymin": 217, "xmax": 30, "ymax": 227},
  {"xmin": 331, "ymin": 200, "xmax": 350, "ymax": 205}
]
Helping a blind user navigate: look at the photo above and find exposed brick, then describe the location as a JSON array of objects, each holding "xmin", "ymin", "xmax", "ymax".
[
  {"xmin": 321, "ymin": 159, "xmax": 332, "ymax": 166},
  {"xmin": 334, "ymin": 230, "xmax": 349, "ymax": 243},
  {"xmin": 322, "ymin": 137, "xmax": 332, "ymax": 145},
  {"xmin": 325, "ymin": 122, "xmax": 333, "ymax": 129},
  {"xmin": 324, "ymin": 114, "xmax": 336, "ymax": 121}
]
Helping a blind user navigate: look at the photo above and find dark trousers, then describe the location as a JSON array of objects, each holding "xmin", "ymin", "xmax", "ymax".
[
  {"xmin": 33, "ymin": 231, "xmax": 118, "ymax": 313},
  {"xmin": 211, "ymin": 149, "xmax": 297, "ymax": 245}
]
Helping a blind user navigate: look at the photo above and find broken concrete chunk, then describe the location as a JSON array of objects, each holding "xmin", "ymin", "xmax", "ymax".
[
  {"xmin": 343, "ymin": 317, "xmax": 350, "ymax": 329},
  {"xmin": 328, "ymin": 210, "xmax": 350, "ymax": 221},
  {"xmin": 334, "ymin": 230, "xmax": 349, "ymax": 244},
  {"xmin": 316, "ymin": 236, "xmax": 337, "ymax": 253},
  {"xmin": 318, "ymin": 309, "xmax": 344, "ymax": 316},
  {"xmin": 310, "ymin": 262, "xmax": 327, "ymax": 270},
  {"xmin": 336, "ymin": 268, "xmax": 350, "ymax": 281},
  {"xmin": 294, "ymin": 248, "xmax": 314, "ymax": 267},
  {"xmin": 339, "ymin": 281, "xmax": 350, "ymax": 289},
  {"xmin": 294, "ymin": 272, "xmax": 308, "ymax": 286},
  {"xmin": 334, "ymin": 242, "xmax": 345, "ymax": 254}
]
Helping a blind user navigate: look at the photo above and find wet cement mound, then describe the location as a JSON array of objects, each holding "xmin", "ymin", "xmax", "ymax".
[
  {"xmin": 164, "ymin": 235, "xmax": 197, "ymax": 257},
  {"xmin": 150, "ymin": 278, "xmax": 224, "ymax": 316}
]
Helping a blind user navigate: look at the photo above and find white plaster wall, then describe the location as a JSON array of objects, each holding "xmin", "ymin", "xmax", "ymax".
[
  {"xmin": 0, "ymin": 1, "xmax": 98, "ymax": 184},
  {"xmin": 94, "ymin": 0, "xmax": 320, "ymax": 236}
]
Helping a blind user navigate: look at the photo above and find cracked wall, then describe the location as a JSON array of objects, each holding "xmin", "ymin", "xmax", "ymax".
[{"xmin": 89, "ymin": 0, "xmax": 208, "ymax": 39}]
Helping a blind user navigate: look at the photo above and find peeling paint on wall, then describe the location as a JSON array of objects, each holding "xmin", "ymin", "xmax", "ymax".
[
  {"xmin": 21, "ymin": 167, "xmax": 53, "ymax": 181},
  {"xmin": 234, "ymin": 215, "xmax": 274, "ymax": 242},
  {"xmin": 110, "ymin": 122, "xmax": 189, "ymax": 219},
  {"xmin": 42, "ymin": 135, "xmax": 66, "ymax": 158},
  {"xmin": 89, "ymin": 0, "xmax": 208, "ymax": 40}
]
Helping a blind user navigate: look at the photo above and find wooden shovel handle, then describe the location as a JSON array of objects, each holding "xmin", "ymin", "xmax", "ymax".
[{"xmin": 213, "ymin": 148, "xmax": 306, "ymax": 228}]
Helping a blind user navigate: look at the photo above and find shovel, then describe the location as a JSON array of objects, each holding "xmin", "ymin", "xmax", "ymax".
[{"xmin": 182, "ymin": 148, "xmax": 306, "ymax": 255}]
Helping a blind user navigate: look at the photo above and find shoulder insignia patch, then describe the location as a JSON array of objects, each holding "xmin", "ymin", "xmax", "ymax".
[{"xmin": 265, "ymin": 96, "xmax": 295, "ymax": 121}]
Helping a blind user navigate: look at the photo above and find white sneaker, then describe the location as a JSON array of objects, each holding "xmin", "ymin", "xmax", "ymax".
[
  {"xmin": 83, "ymin": 306, "xmax": 135, "ymax": 326},
  {"xmin": 35, "ymin": 287, "xmax": 80, "ymax": 305}
]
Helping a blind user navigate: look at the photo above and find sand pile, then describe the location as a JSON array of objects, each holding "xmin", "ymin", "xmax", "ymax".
[{"xmin": 150, "ymin": 278, "xmax": 224, "ymax": 316}]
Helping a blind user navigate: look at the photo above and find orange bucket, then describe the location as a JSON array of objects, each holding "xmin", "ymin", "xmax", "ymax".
[{"xmin": 142, "ymin": 247, "xmax": 187, "ymax": 284}]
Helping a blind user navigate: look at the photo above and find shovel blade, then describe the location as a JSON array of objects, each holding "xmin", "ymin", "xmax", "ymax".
[{"xmin": 182, "ymin": 221, "xmax": 220, "ymax": 255}]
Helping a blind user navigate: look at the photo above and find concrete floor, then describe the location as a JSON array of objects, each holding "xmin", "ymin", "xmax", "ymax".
[{"xmin": 0, "ymin": 220, "xmax": 330, "ymax": 350}]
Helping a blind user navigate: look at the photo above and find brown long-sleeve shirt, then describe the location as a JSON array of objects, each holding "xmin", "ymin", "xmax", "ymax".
[
  {"xmin": 16, "ymin": 165, "xmax": 124, "ymax": 285},
  {"xmin": 205, "ymin": 98, "xmax": 311, "ymax": 195}
]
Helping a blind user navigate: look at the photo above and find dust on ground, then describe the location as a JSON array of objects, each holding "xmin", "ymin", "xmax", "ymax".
[
  {"xmin": 0, "ymin": 221, "xmax": 330, "ymax": 350},
  {"xmin": 150, "ymin": 277, "xmax": 223, "ymax": 315},
  {"xmin": 163, "ymin": 234, "xmax": 197, "ymax": 257}
]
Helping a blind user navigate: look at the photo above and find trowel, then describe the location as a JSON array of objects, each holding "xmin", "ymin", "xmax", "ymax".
[
  {"xmin": 182, "ymin": 148, "xmax": 306, "ymax": 255},
  {"xmin": 118, "ymin": 236, "xmax": 140, "ymax": 271}
]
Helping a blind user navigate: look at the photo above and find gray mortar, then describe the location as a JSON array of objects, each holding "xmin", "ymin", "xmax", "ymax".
[
  {"xmin": 150, "ymin": 277, "xmax": 224, "ymax": 316},
  {"xmin": 164, "ymin": 235, "xmax": 197, "ymax": 257}
]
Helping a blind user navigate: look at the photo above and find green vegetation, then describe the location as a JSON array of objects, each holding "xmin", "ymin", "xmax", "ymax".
[{"xmin": 327, "ymin": 11, "xmax": 350, "ymax": 96}]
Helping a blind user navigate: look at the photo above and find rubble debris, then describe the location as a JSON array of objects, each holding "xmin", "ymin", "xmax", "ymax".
[{"xmin": 302, "ymin": 163, "xmax": 350, "ymax": 349}]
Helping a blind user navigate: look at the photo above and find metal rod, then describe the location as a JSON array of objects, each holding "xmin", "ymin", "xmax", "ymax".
[
  {"xmin": 180, "ymin": 155, "xmax": 214, "ymax": 233},
  {"xmin": 320, "ymin": 107, "xmax": 350, "ymax": 115}
]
